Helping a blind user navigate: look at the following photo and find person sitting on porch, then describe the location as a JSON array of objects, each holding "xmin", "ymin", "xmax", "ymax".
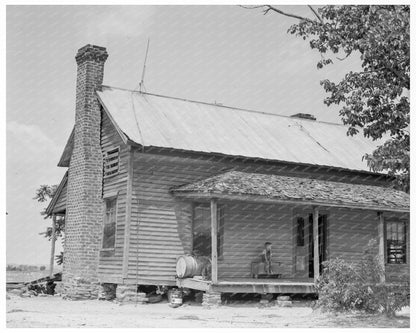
[{"xmin": 260, "ymin": 242, "xmax": 273, "ymax": 274}]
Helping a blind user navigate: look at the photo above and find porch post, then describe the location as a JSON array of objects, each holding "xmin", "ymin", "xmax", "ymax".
[
  {"xmin": 210, "ymin": 198, "xmax": 218, "ymax": 284},
  {"xmin": 313, "ymin": 206, "xmax": 319, "ymax": 283},
  {"xmin": 378, "ymin": 212, "xmax": 386, "ymax": 283},
  {"xmin": 49, "ymin": 214, "xmax": 57, "ymax": 277}
]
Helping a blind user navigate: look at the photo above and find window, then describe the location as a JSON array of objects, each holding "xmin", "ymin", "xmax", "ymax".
[
  {"xmin": 102, "ymin": 197, "xmax": 117, "ymax": 249},
  {"xmin": 386, "ymin": 221, "xmax": 406, "ymax": 264},
  {"xmin": 192, "ymin": 204, "xmax": 224, "ymax": 258},
  {"xmin": 103, "ymin": 147, "xmax": 119, "ymax": 178},
  {"xmin": 296, "ymin": 217, "xmax": 305, "ymax": 246}
]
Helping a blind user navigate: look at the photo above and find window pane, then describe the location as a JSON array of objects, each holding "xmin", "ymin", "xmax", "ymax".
[
  {"xmin": 102, "ymin": 223, "xmax": 116, "ymax": 248},
  {"xmin": 386, "ymin": 221, "xmax": 406, "ymax": 264},
  {"xmin": 103, "ymin": 198, "xmax": 117, "ymax": 249},
  {"xmin": 397, "ymin": 223, "xmax": 404, "ymax": 241}
]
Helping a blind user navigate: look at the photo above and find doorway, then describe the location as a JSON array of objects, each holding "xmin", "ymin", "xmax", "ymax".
[{"xmin": 308, "ymin": 214, "xmax": 328, "ymax": 278}]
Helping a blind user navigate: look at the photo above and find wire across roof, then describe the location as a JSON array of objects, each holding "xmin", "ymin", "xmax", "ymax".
[{"xmin": 95, "ymin": 86, "xmax": 385, "ymax": 172}]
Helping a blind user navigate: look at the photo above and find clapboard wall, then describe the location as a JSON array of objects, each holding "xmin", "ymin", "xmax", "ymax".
[
  {"xmin": 97, "ymin": 110, "xmax": 129, "ymax": 283},
  {"xmin": 122, "ymin": 150, "xmax": 404, "ymax": 285}
]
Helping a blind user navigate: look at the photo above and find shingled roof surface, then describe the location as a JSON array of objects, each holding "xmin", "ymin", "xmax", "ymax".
[
  {"xmin": 172, "ymin": 171, "xmax": 409, "ymax": 212},
  {"xmin": 94, "ymin": 86, "xmax": 386, "ymax": 172}
]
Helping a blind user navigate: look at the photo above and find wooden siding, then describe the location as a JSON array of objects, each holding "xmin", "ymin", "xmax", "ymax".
[
  {"xmin": 125, "ymin": 151, "xmax": 408, "ymax": 285},
  {"xmin": 327, "ymin": 209, "xmax": 409, "ymax": 281},
  {"xmin": 97, "ymin": 110, "xmax": 129, "ymax": 283},
  {"xmin": 328, "ymin": 208, "xmax": 379, "ymax": 261},
  {"xmin": 218, "ymin": 202, "xmax": 294, "ymax": 279}
]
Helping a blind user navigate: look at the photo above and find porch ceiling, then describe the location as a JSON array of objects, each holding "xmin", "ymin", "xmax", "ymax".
[{"xmin": 171, "ymin": 171, "xmax": 409, "ymax": 213}]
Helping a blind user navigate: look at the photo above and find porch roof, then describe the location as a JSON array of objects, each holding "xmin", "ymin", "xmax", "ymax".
[
  {"xmin": 171, "ymin": 171, "xmax": 409, "ymax": 213},
  {"xmin": 45, "ymin": 171, "xmax": 68, "ymax": 217}
]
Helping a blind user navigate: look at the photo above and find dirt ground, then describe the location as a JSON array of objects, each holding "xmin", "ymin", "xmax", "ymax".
[{"xmin": 6, "ymin": 294, "xmax": 410, "ymax": 328}]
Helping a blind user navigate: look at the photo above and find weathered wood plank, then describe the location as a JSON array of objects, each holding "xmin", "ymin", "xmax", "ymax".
[
  {"xmin": 211, "ymin": 198, "xmax": 218, "ymax": 284},
  {"xmin": 313, "ymin": 207, "xmax": 319, "ymax": 283},
  {"xmin": 122, "ymin": 147, "xmax": 134, "ymax": 278}
]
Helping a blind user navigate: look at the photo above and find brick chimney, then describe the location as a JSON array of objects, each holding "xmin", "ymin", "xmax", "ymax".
[
  {"xmin": 290, "ymin": 113, "xmax": 317, "ymax": 121},
  {"xmin": 63, "ymin": 45, "xmax": 108, "ymax": 299}
]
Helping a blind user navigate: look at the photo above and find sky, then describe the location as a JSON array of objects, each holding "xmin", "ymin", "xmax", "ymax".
[{"xmin": 6, "ymin": 5, "xmax": 365, "ymax": 265}]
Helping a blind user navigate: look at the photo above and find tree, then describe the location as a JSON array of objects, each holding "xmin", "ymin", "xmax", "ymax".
[
  {"xmin": 34, "ymin": 184, "xmax": 65, "ymax": 264},
  {"xmin": 243, "ymin": 5, "xmax": 410, "ymax": 191}
]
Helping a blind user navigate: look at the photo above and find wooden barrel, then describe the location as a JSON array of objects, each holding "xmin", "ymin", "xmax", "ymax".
[{"xmin": 176, "ymin": 255, "xmax": 208, "ymax": 278}]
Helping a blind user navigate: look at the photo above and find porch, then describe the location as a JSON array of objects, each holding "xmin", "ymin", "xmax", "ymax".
[
  {"xmin": 177, "ymin": 277, "xmax": 315, "ymax": 294},
  {"xmin": 171, "ymin": 171, "xmax": 409, "ymax": 292}
]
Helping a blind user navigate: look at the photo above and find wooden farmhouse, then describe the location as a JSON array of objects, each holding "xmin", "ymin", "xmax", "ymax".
[{"xmin": 47, "ymin": 44, "xmax": 410, "ymax": 302}]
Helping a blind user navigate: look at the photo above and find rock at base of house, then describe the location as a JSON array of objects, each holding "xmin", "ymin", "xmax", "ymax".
[
  {"xmin": 98, "ymin": 283, "xmax": 117, "ymax": 301},
  {"xmin": 202, "ymin": 292, "xmax": 222, "ymax": 308},
  {"xmin": 116, "ymin": 285, "xmax": 148, "ymax": 304},
  {"xmin": 275, "ymin": 296, "xmax": 292, "ymax": 307},
  {"xmin": 258, "ymin": 293, "xmax": 274, "ymax": 307},
  {"xmin": 63, "ymin": 277, "xmax": 100, "ymax": 300}
]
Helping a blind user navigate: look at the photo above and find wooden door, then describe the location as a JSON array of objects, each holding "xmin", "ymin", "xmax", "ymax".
[
  {"xmin": 294, "ymin": 215, "xmax": 309, "ymax": 278},
  {"xmin": 308, "ymin": 214, "xmax": 328, "ymax": 278}
]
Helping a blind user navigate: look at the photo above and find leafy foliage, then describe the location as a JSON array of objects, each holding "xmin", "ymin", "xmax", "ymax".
[
  {"xmin": 39, "ymin": 215, "xmax": 65, "ymax": 240},
  {"xmin": 34, "ymin": 184, "xmax": 65, "ymax": 265},
  {"xmin": 248, "ymin": 5, "xmax": 410, "ymax": 191},
  {"xmin": 33, "ymin": 184, "xmax": 58, "ymax": 204},
  {"xmin": 317, "ymin": 239, "xmax": 409, "ymax": 316},
  {"xmin": 287, "ymin": 5, "xmax": 410, "ymax": 191}
]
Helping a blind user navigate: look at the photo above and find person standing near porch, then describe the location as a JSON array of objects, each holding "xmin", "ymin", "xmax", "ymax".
[{"xmin": 261, "ymin": 242, "xmax": 273, "ymax": 274}]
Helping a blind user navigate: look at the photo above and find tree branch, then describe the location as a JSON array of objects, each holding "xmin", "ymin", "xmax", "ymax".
[
  {"xmin": 336, "ymin": 50, "xmax": 352, "ymax": 61},
  {"xmin": 307, "ymin": 5, "xmax": 323, "ymax": 23},
  {"xmin": 263, "ymin": 5, "xmax": 317, "ymax": 23},
  {"xmin": 240, "ymin": 5, "xmax": 319, "ymax": 24}
]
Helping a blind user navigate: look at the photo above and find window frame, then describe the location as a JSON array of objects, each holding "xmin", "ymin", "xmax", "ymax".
[
  {"xmin": 385, "ymin": 220, "xmax": 407, "ymax": 264},
  {"xmin": 101, "ymin": 194, "xmax": 118, "ymax": 252}
]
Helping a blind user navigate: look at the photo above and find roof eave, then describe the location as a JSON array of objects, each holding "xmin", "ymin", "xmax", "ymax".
[
  {"xmin": 96, "ymin": 90, "xmax": 129, "ymax": 145},
  {"xmin": 137, "ymin": 145, "xmax": 388, "ymax": 178},
  {"xmin": 171, "ymin": 191, "xmax": 409, "ymax": 213},
  {"xmin": 57, "ymin": 128, "xmax": 74, "ymax": 167},
  {"xmin": 45, "ymin": 171, "xmax": 68, "ymax": 217}
]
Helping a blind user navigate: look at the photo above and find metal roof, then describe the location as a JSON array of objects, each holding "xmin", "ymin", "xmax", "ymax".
[
  {"xmin": 172, "ymin": 171, "xmax": 409, "ymax": 212},
  {"xmin": 94, "ymin": 86, "xmax": 384, "ymax": 172}
]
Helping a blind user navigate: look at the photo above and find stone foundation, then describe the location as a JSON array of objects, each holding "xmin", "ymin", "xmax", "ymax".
[
  {"xmin": 275, "ymin": 295, "xmax": 292, "ymax": 307},
  {"xmin": 202, "ymin": 291, "xmax": 222, "ymax": 307},
  {"xmin": 116, "ymin": 285, "xmax": 148, "ymax": 304},
  {"xmin": 63, "ymin": 276, "xmax": 100, "ymax": 300},
  {"xmin": 98, "ymin": 283, "xmax": 117, "ymax": 301}
]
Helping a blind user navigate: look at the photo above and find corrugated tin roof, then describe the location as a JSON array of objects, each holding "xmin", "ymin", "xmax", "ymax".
[
  {"xmin": 96, "ymin": 86, "xmax": 384, "ymax": 172},
  {"xmin": 172, "ymin": 171, "xmax": 409, "ymax": 212}
]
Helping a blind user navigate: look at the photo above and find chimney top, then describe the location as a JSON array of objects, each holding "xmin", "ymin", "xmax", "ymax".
[
  {"xmin": 75, "ymin": 44, "xmax": 108, "ymax": 65},
  {"xmin": 290, "ymin": 113, "xmax": 317, "ymax": 121}
]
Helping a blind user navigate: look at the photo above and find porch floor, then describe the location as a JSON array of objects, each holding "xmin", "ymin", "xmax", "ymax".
[{"xmin": 176, "ymin": 277, "xmax": 316, "ymax": 294}]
